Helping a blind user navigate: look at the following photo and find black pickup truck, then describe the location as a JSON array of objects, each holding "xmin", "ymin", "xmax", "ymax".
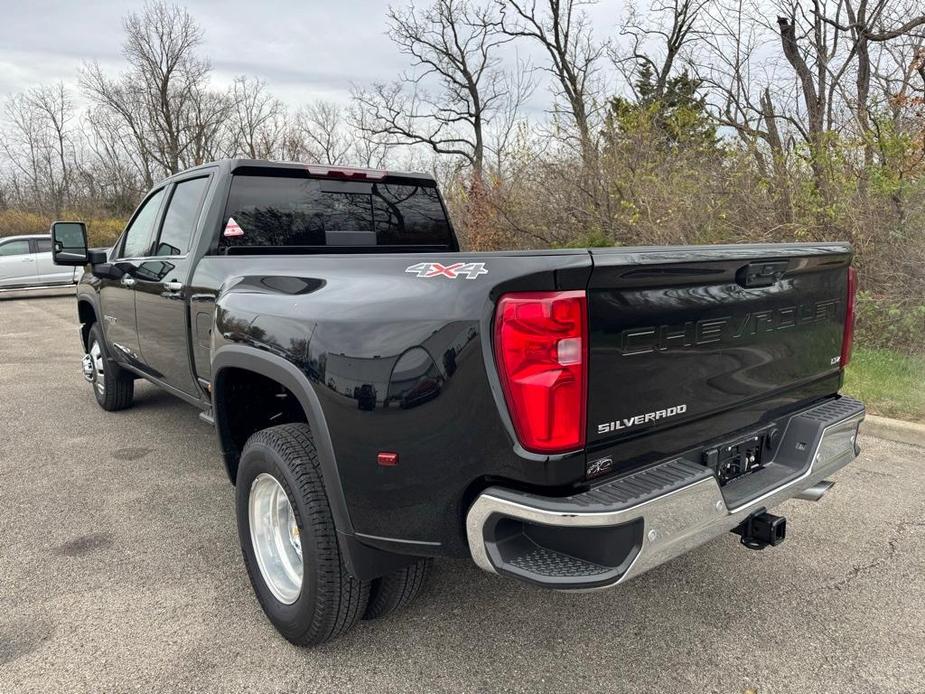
[{"xmin": 52, "ymin": 159, "xmax": 865, "ymax": 646}]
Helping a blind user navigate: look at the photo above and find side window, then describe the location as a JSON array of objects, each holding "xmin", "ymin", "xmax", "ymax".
[
  {"xmin": 120, "ymin": 188, "xmax": 166, "ymax": 258},
  {"xmin": 155, "ymin": 177, "xmax": 209, "ymax": 256},
  {"xmin": 35, "ymin": 238, "xmax": 52, "ymax": 253},
  {"xmin": 0, "ymin": 240, "xmax": 30, "ymax": 256}
]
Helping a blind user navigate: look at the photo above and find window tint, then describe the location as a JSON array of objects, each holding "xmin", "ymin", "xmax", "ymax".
[
  {"xmin": 0, "ymin": 240, "xmax": 30, "ymax": 256},
  {"xmin": 220, "ymin": 174, "xmax": 453, "ymax": 251},
  {"xmin": 121, "ymin": 188, "xmax": 166, "ymax": 258},
  {"xmin": 35, "ymin": 238, "xmax": 52, "ymax": 253},
  {"xmin": 371, "ymin": 185, "xmax": 453, "ymax": 245},
  {"xmin": 156, "ymin": 177, "xmax": 208, "ymax": 256}
]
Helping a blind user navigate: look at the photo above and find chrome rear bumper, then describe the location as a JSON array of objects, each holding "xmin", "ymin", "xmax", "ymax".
[{"xmin": 466, "ymin": 397, "xmax": 865, "ymax": 590}]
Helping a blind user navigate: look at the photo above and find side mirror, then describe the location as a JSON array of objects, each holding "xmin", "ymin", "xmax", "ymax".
[{"xmin": 51, "ymin": 221, "xmax": 89, "ymax": 266}]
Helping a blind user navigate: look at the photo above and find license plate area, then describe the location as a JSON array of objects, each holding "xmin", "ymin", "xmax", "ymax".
[{"xmin": 703, "ymin": 430, "xmax": 772, "ymax": 485}]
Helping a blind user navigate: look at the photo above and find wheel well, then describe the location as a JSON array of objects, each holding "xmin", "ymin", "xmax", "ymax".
[
  {"xmin": 77, "ymin": 300, "xmax": 96, "ymax": 350},
  {"xmin": 213, "ymin": 367, "xmax": 309, "ymax": 483}
]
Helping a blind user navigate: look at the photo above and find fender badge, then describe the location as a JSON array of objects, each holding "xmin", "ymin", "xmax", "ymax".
[{"xmin": 404, "ymin": 262, "xmax": 487, "ymax": 279}]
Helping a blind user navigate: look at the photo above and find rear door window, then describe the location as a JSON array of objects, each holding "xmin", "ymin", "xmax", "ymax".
[
  {"xmin": 35, "ymin": 238, "xmax": 52, "ymax": 253},
  {"xmin": 155, "ymin": 176, "xmax": 209, "ymax": 256},
  {"xmin": 219, "ymin": 174, "xmax": 454, "ymax": 251}
]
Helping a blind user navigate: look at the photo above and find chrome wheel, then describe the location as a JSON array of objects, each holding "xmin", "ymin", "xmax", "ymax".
[
  {"xmin": 249, "ymin": 473, "xmax": 303, "ymax": 604},
  {"xmin": 88, "ymin": 341, "xmax": 105, "ymax": 395}
]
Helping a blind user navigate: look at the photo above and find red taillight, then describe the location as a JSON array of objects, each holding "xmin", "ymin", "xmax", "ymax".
[
  {"xmin": 840, "ymin": 266, "xmax": 858, "ymax": 368},
  {"xmin": 493, "ymin": 291, "xmax": 588, "ymax": 454}
]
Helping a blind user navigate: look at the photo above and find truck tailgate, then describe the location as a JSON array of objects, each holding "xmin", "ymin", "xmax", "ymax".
[{"xmin": 586, "ymin": 244, "xmax": 852, "ymax": 457}]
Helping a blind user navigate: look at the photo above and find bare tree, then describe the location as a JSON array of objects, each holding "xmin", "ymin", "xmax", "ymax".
[
  {"xmin": 82, "ymin": 105, "xmax": 145, "ymax": 214},
  {"xmin": 228, "ymin": 76, "xmax": 285, "ymax": 159},
  {"xmin": 613, "ymin": 0, "xmax": 707, "ymax": 99},
  {"xmin": 697, "ymin": 0, "xmax": 799, "ymax": 224},
  {"xmin": 497, "ymin": 1, "xmax": 603, "ymax": 165},
  {"xmin": 185, "ymin": 88, "xmax": 232, "ymax": 166},
  {"xmin": 815, "ymin": 0, "xmax": 925, "ymax": 193},
  {"xmin": 81, "ymin": 1, "xmax": 216, "ymax": 183},
  {"xmin": 30, "ymin": 83, "xmax": 75, "ymax": 211},
  {"xmin": 484, "ymin": 58, "xmax": 536, "ymax": 174},
  {"xmin": 297, "ymin": 101, "xmax": 352, "ymax": 165},
  {"xmin": 0, "ymin": 83, "xmax": 77, "ymax": 213},
  {"xmin": 1, "ymin": 93, "xmax": 45, "ymax": 208},
  {"xmin": 347, "ymin": 102, "xmax": 394, "ymax": 168},
  {"xmin": 353, "ymin": 0, "xmax": 514, "ymax": 182},
  {"xmin": 774, "ymin": 7, "xmax": 838, "ymax": 203},
  {"xmin": 771, "ymin": 1, "xmax": 925, "ymax": 203}
]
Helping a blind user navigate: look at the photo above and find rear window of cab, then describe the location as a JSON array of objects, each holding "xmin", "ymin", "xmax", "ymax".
[{"xmin": 219, "ymin": 173, "xmax": 455, "ymax": 252}]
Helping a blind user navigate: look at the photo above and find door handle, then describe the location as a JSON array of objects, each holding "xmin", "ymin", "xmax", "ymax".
[
  {"xmin": 164, "ymin": 280, "xmax": 183, "ymax": 292},
  {"xmin": 22, "ymin": 257, "xmax": 34, "ymax": 262},
  {"xmin": 121, "ymin": 276, "xmax": 136, "ymax": 287}
]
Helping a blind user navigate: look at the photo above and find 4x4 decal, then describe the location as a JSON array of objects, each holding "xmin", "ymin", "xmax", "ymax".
[{"xmin": 405, "ymin": 262, "xmax": 487, "ymax": 279}]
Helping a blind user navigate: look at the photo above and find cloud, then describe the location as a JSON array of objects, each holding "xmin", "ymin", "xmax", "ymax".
[
  {"xmin": 0, "ymin": 0, "xmax": 406, "ymax": 105},
  {"xmin": 0, "ymin": 0, "xmax": 622, "ymax": 111}
]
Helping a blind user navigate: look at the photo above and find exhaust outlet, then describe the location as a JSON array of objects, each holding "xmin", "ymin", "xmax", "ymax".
[{"xmin": 795, "ymin": 480, "xmax": 835, "ymax": 502}]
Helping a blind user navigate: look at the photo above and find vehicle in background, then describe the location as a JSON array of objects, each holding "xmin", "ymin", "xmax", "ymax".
[{"xmin": 0, "ymin": 234, "xmax": 80, "ymax": 290}]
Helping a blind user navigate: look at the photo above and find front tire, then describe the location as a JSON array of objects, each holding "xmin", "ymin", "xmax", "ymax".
[
  {"xmin": 85, "ymin": 323, "xmax": 134, "ymax": 411},
  {"xmin": 236, "ymin": 423, "xmax": 369, "ymax": 646}
]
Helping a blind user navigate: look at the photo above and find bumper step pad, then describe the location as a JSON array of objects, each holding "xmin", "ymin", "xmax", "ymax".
[{"xmin": 508, "ymin": 546, "xmax": 612, "ymax": 578}]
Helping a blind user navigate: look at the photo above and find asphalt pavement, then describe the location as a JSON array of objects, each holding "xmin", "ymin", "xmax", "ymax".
[{"xmin": 1, "ymin": 293, "xmax": 923, "ymax": 694}]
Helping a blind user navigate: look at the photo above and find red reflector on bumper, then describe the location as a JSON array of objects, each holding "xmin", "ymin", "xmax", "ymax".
[{"xmin": 377, "ymin": 452, "xmax": 399, "ymax": 466}]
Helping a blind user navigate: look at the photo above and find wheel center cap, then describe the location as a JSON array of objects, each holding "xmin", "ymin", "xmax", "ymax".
[{"xmin": 81, "ymin": 354, "xmax": 95, "ymax": 382}]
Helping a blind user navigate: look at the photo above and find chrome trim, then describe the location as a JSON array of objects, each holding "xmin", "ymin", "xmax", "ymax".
[
  {"xmin": 88, "ymin": 340, "xmax": 106, "ymax": 395},
  {"xmin": 249, "ymin": 473, "xmax": 303, "ymax": 605},
  {"xmin": 81, "ymin": 353, "xmax": 95, "ymax": 382},
  {"xmin": 466, "ymin": 411, "xmax": 864, "ymax": 590},
  {"xmin": 795, "ymin": 480, "xmax": 835, "ymax": 501}
]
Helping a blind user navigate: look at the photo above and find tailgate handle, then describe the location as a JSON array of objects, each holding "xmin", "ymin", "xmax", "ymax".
[{"xmin": 737, "ymin": 260, "xmax": 788, "ymax": 288}]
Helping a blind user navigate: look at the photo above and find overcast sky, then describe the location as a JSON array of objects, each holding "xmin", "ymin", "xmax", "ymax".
[{"xmin": 0, "ymin": 0, "xmax": 624, "ymax": 111}]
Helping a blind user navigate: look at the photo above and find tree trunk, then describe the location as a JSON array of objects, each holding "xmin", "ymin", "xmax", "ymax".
[{"xmin": 760, "ymin": 88, "xmax": 793, "ymax": 225}]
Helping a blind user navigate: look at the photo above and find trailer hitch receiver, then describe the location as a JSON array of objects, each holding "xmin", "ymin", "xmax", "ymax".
[{"xmin": 732, "ymin": 510, "xmax": 786, "ymax": 550}]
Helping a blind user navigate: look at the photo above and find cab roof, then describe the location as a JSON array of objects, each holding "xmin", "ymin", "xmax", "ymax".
[{"xmin": 166, "ymin": 159, "xmax": 436, "ymax": 184}]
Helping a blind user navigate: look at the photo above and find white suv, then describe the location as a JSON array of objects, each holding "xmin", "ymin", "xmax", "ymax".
[{"xmin": 0, "ymin": 234, "xmax": 80, "ymax": 289}]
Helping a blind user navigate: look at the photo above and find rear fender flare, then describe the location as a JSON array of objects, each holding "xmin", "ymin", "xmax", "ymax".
[{"xmin": 210, "ymin": 344, "xmax": 353, "ymax": 537}]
